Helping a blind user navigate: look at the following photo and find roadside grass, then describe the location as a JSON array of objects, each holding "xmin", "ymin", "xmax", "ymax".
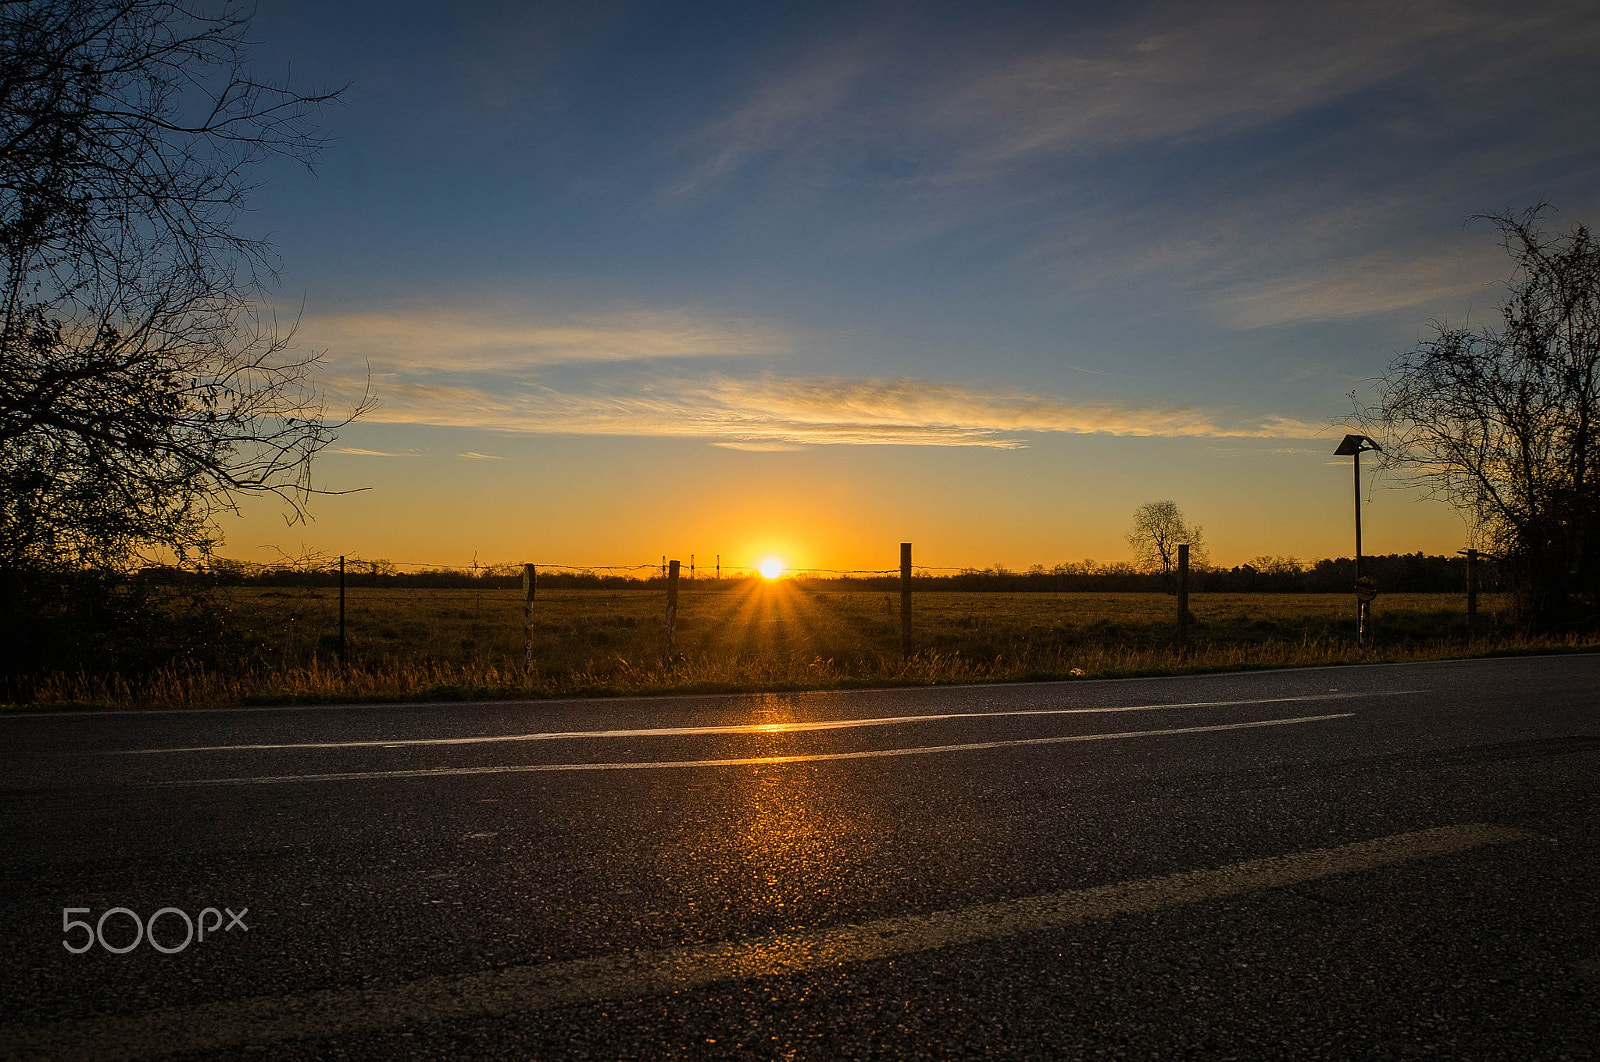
[{"xmin": 5, "ymin": 582, "xmax": 1586, "ymax": 711}]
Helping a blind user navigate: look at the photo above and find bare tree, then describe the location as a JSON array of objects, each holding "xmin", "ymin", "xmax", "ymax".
[
  {"xmin": 1361, "ymin": 206, "xmax": 1600, "ymax": 629},
  {"xmin": 0, "ymin": 0, "xmax": 364, "ymax": 572},
  {"xmin": 1126, "ymin": 501, "xmax": 1207, "ymax": 585}
]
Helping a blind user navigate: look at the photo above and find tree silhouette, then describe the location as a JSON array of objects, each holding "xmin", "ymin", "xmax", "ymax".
[
  {"xmin": 1126, "ymin": 501, "xmax": 1207, "ymax": 587},
  {"xmin": 0, "ymin": 0, "xmax": 365, "ymax": 573},
  {"xmin": 1363, "ymin": 206, "xmax": 1600, "ymax": 629}
]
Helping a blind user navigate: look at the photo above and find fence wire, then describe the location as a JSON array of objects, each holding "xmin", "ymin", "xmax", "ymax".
[
  {"xmin": 198, "ymin": 556, "xmax": 978, "ymax": 578},
  {"xmin": 185, "ymin": 551, "xmax": 1495, "ymax": 593}
]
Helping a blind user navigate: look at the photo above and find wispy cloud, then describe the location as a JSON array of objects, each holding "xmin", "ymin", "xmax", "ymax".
[
  {"xmin": 329, "ymin": 370, "xmax": 1326, "ymax": 447},
  {"xmin": 1214, "ymin": 240, "xmax": 1508, "ymax": 329},
  {"xmin": 299, "ymin": 308, "xmax": 790, "ymax": 371},
  {"xmin": 331, "ymin": 446, "xmax": 422, "ymax": 458},
  {"xmin": 456, "ymin": 451, "xmax": 505, "ymax": 460},
  {"xmin": 671, "ymin": 36, "xmax": 877, "ymax": 198},
  {"xmin": 925, "ymin": 2, "xmax": 1487, "ymax": 174},
  {"xmin": 664, "ymin": 1, "xmax": 1600, "ymax": 324},
  {"xmin": 680, "ymin": 1, "xmax": 1598, "ymax": 192}
]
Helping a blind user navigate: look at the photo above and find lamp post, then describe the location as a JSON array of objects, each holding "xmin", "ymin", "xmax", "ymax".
[{"xmin": 1334, "ymin": 433, "xmax": 1382, "ymax": 647}]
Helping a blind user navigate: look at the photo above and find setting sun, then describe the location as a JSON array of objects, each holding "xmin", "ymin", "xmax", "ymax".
[{"xmin": 758, "ymin": 558, "xmax": 785, "ymax": 580}]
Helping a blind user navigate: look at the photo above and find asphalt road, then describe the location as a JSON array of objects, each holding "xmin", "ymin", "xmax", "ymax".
[{"xmin": 2, "ymin": 655, "xmax": 1598, "ymax": 1059}]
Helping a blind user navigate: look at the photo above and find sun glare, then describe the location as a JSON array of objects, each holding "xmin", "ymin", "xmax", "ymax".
[{"xmin": 758, "ymin": 558, "xmax": 784, "ymax": 580}]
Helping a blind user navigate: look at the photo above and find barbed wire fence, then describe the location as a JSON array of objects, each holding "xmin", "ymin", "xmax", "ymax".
[
  {"xmin": 188, "ymin": 544, "xmax": 1105, "ymax": 666},
  {"xmin": 192, "ymin": 545, "xmax": 1493, "ymax": 589},
  {"xmin": 199, "ymin": 556, "xmax": 987, "ymax": 581},
  {"xmin": 174, "ymin": 544, "xmax": 1498, "ymax": 671}
]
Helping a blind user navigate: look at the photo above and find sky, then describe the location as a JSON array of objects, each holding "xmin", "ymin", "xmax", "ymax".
[{"xmin": 222, "ymin": 0, "xmax": 1600, "ymax": 574}]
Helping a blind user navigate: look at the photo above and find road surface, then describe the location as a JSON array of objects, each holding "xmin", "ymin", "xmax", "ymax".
[{"xmin": 2, "ymin": 655, "xmax": 1598, "ymax": 1059}]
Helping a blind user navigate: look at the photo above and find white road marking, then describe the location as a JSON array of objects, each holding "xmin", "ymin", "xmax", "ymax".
[
  {"xmin": 120, "ymin": 692, "xmax": 1407, "ymax": 755},
  {"xmin": 152, "ymin": 713, "xmax": 1353, "ymax": 787},
  {"xmin": 0, "ymin": 822, "xmax": 1533, "ymax": 1062}
]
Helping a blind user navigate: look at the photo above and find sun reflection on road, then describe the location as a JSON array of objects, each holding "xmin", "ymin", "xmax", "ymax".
[{"xmin": 716, "ymin": 695, "xmax": 875, "ymax": 916}]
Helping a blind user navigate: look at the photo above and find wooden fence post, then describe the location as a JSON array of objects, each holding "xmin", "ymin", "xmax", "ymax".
[
  {"xmin": 523, "ymin": 563, "xmax": 536, "ymax": 672},
  {"xmin": 338, "ymin": 555, "xmax": 346, "ymax": 668},
  {"xmin": 900, "ymin": 542, "xmax": 912, "ymax": 660},
  {"xmin": 1177, "ymin": 543, "xmax": 1189, "ymax": 648},
  {"xmin": 666, "ymin": 559, "xmax": 681, "ymax": 654}
]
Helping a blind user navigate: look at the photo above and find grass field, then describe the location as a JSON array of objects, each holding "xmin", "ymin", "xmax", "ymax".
[
  {"xmin": 9, "ymin": 578, "xmax": 1583, "ymax": 711},
  {"xmin": 230, "ymin": 582, "xmax": 1514, "ymax": 668}
]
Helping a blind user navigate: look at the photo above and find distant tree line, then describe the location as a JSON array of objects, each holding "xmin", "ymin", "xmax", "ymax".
[
  {"xmin": 145, "ymin": 551, "xmax": 1493, "ymax": 595},
  {"xmin": 158, "ymin": 562, "xmax": 642, "ymax": 591},
  {"xmin": 829, "ymin": 553, "xmax": 1494, "ymax": 594}
]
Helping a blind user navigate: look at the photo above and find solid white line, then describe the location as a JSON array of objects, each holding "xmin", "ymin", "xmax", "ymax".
[
  {"xmin": 0, "ymin": 822, "xmax": 1535, "ymax": 1062},
  {"xmin": 122, "ymin": 692, "xmax": 1405, "ymax": 754},
  {"xmin": 153, "ymin": 713, "xmax": 1354, "ymax": 786}
]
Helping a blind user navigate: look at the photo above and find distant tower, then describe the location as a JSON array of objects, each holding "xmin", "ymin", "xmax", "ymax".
[
  {"xmin": 716, "ymin": 554, "xmax": 720, "ymax": 579},
  {"xmin": 690, "ymin": 554, "xmax": 695, "ymax": 579}
]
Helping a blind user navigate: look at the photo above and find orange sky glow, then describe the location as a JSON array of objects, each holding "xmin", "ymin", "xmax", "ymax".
[{"xmin": 219, "ymin": 424, "xmax": 1470, "ymax": 575}]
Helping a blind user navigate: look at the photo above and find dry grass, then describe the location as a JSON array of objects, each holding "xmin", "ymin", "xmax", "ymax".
[
  {"xmin": 224, "ymin": 583, "xmax": 1518, "ymax": 665},
  {"xmin": 5, "ymin": 580, "xmax": 1586, "ymax": 711}
]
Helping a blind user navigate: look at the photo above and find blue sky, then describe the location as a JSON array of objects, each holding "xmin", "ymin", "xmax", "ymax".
[{"xmin": 225, "ymin": 0, "xmax": 1600, "ymax": 571}]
